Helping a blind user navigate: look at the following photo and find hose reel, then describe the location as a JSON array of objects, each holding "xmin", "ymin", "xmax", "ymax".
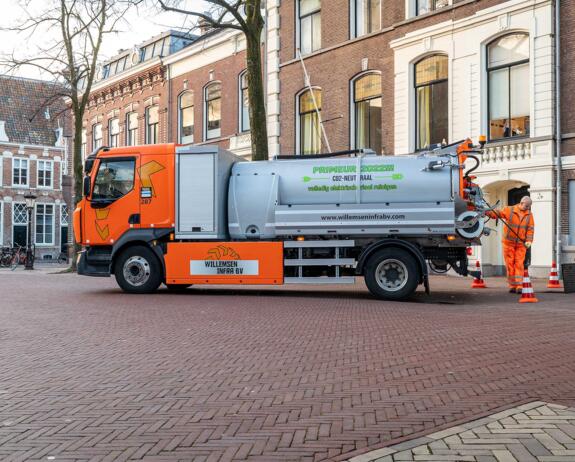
[{"xmin": 456, "ymin": 211, "xmax": 485, "ymax": 239}]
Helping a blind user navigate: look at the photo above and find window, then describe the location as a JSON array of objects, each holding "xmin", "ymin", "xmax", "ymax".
[
  {"xmin": 12, "ymin": 203, "xmax": 28, "ymax": 247},
  {"xmin": 81, "ymin": 129, "xmax": 87, "ymax": 159},
  {"xmin": 352, "ymin": 0, "xmax": 380, "ymax": 38},
  {"xmin": 126, "ymin": 112, "xmax": 138, "ymax": 146},
  {"xmin": 108, "ymin": 118, "xmax": 120, "ymax": 147},
  {"xmin": 488, "ymin": 33, "xmax": 530, "ymax": 141},
  {"xmin": 416, "ymin": 0, "xmax": 450, "ymax": 16},
  {"xmin": 60, "ymin": 204, "xmax": 69, "ymax": 253},
  {"xmin": 92, "ymin": 123, "xmax": 102, "ymax": 150},
  {"xmin": 35, "ymin": 204, "xmax": 54, "ymax": 245},
  {"xmin": 298, "ymin": 88, "xmax": 322, "ymax": 155},
  {"xmin": 239, "ymin": 71, "xmax": 250, "ymax": 132},
  {"xmin": 12, "ymin": 158, "xmax": 28, "ymax": 186},
  {"xmin": 146, "ymin": 106, "xmax": 159, "ymax": 144},
  {"xmin": 92, "ymin": 158, "xmax": 136, "ymax": 201},
  {"xmin": 299, "ymin": 0, "xmax": 321, "ymax": 55},
  {"xmin": 415, "ymin": 54, "xmax": 448, "ymax": 150},
  {"xmin": 205, "ymin": 82, "xmax": 222, "ymax": 140},
  {"xmin": 37, "ymin": 160, "xmax": 53, "ymax": 188},
  {"xmin": 179, "ymin": 91, "xmax": 194, "ymax": 144},
  {"xmin": 353, "ymin": 73, "xmax": 382, "ymax": 153}
]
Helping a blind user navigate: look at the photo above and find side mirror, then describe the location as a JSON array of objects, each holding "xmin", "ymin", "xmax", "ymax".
[{"xmin": 83, "ymin": 176, "xmax": 91, "ymax": 197}]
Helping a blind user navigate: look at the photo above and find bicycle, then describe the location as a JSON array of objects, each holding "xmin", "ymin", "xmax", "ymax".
[
  {"xmin": 0, "ymin": 244, "xmax": 13, "ymax": 268},
  {"xmin": 10, "ymin": 245, "xmax": 26, "ymax": 271}
]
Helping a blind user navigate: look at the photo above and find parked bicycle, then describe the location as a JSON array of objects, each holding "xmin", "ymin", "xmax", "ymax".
[
  {"xmin": 0, "ymin": 244, "xmax": 13, "ymax": 268},
  {"xmin": 10, "ymin": 245, "xmax": 27, "ymax": 271}
]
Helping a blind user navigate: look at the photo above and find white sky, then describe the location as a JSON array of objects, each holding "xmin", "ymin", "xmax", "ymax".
[{"xmin": 0, "ymin": 0, "xmax": 210, "ymax": 79}]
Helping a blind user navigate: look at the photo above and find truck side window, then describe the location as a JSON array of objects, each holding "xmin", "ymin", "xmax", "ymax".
[{"xmin": 92, "ymin": 159, "xmax": 135, "ymax": 201}]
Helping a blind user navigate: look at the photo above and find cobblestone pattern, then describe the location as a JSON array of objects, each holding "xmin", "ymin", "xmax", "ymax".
[
  {"xmin": 0, "ymin": 274, "xmax": 574, "ymax": 461},
  {"xmin": 349, "ymin": 401, "xmax": 575, "ymax": 462}
]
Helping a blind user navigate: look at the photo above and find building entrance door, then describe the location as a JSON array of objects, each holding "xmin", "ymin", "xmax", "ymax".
[{"xmin": 508, "ymin": 185, "xmax": 530, "ymax": 206}]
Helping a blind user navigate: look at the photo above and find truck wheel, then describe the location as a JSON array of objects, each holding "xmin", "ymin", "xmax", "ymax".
[
  {"xmin": 364, "ymin": 248, "xmax": 420, "ymax": 301},
  {"xmin": 114, "ymin": 245, "xmax": 162, "ymax": 294}
]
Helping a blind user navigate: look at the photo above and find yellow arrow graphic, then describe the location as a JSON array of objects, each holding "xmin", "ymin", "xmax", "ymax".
[
  {"xmin": 139, "ymin": 161, "xmax": 165, "ymax": 197},
  {"xmin": 95, "ymin": 222, "xmax": 110, "ymax": 240}
]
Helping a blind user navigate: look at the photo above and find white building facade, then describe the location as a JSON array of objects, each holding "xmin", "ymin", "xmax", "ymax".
[{"xmin": 391, "ymin": 0, "xmax": 561, "ymax": 276}]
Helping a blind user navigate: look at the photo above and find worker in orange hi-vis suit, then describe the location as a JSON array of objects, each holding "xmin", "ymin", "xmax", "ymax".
[{"xmin": 486, "ymin": 196, "xmax": 534, "ymax": 293}]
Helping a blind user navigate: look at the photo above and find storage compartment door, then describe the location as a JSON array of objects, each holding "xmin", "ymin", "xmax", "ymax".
[{"xmin": 177, "ymin": 153, "xmax": 215, "ymax": 235}]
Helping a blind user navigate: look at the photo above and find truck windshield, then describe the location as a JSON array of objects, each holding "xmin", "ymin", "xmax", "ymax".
[{"xmin": 92, "ymin": 159, "xmax": 135, "ymax": 201}]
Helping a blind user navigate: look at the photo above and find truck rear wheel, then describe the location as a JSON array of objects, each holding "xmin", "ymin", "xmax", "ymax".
[
  {"xmin": 114, "ymin": 245, "xmax": 162, "ymax": 294},
  {"xmin": 364, "ymin": 248, "xmax": 420, "ymax": 301}
]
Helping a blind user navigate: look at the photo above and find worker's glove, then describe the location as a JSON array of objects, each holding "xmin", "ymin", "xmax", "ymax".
[{"xmin": 525, "ymin": 242, "xmax": 532, "ymax": 249}]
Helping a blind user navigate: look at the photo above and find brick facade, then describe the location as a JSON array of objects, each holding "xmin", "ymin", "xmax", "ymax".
[
  {"xmin": 277, "ymin": 0, "xmax": 505, "ymax": 155},
  {"xmin": 0, "ymin": 76, "xmax": 71, "ymax": 261}
]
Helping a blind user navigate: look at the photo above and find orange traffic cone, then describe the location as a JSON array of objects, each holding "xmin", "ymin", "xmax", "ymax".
[
  {"xmin": 519, "ymin": 269, "xmax": 538, "ymax": 303},
  {"xmin": 547, "ymin": 261, "xmax": 562, "ymax": 289},
  {"xmin": 471, "ymin": 260, "xmax": 487, "ymax": 288}
]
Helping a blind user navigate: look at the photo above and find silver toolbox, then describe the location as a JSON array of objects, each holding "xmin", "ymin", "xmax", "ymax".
[{"xmin": 175, "ymin": 145, "xmax": 243, "ymax": 240}]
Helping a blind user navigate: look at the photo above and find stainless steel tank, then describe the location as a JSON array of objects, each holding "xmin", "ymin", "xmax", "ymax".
[{"xmin": 228, "ymin": 152, "xmax": 470, "ymax": 239}]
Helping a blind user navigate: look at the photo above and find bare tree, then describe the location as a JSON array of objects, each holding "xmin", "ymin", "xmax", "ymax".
[
  {"xmin": 1, "ymin": 0, "xmax": 129, "ymax": 266},
  {"xmin": 158, "ymin": 0, "xmax": 269, "ymax": 161},
  {"xmin": 1, "ymin": 0, "xmax": 129, "ymax": 202}
]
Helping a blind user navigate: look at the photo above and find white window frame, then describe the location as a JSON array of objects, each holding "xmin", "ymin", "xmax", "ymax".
[
  {"xmin": 204, "ymin": 82, "xmax": 222, "ymax": 141},
  {"xmin": 407, "ymin": 0, "xmax": 452, "ymax": 19},
  {"xmin": 296, "ymin": 0, "xmax": 321, "ymax": 57},
  {"xmin": 92, "ymin": 123, "xmax": 103, "ymax": 150},
  {"xmin": 81, "ymin": 128, "xmax": 87, "ymax": 159},
  {"xmin": 37, "ymin": 159, "xmax": 54, "ymax": 189},
  {"xmin": 12, "ymin": 202, "xmax": 28, "ymax": 246},
  {"xmin": 238, "ymin": 70, "xmax": 250, "ymax": 133},
  {"xmin": 108, "ymin": 117, "xmax": 120, "ymax": 147},
  {"xmin": 295, "ymin": 86, "xmax": 323, "ymax": 156},
  {"xmin": 12, "ymin": 158, "xmax": 29, "ymax": 188},
  {"xmin": 350, "ymin": 71, "xmax": 382, "ymax": 151},
  {"xmin": 145, "ymin": 105, "xmax": 159, "ymax": 144},
  {"xmin": 126, "ymin": 112, "xmax": 139, "ymax": 146},
  {"xmin": 34, "ymin": 203, "xmax": 55, "ymax": 246},
  {"xmin": 178, "ymin": 91, "xmax": 194, "ymax": 144},
  {"xmin": 350, "ymin": 0, "xmax": 382, "ymax": 39}
]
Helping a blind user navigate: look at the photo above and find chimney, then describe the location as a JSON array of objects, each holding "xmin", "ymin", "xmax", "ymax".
[
  {"xmin": 198, "ymin": 15, "xmax": 212, "ymax": 35},
  {"xmin": 0, "ymin": 121, "xmax": 9, "ymax": 142}
]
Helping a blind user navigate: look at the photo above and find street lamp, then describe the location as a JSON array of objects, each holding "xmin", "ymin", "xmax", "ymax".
[{"xmin": 23, "ymin": 192, "xmax": 36, "ymax": 270}]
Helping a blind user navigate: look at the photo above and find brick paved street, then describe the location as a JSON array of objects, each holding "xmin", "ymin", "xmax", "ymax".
[{"xmin": 0, "ymin": 271, "xmax": 574, "ymax": 462}]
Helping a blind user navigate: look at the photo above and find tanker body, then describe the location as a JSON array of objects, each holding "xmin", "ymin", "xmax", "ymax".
[{"xmin": 74, "ymin": 140, "xmax": 491, "ymax": 300}]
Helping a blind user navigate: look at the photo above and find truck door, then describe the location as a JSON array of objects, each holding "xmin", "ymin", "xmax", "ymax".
[
  {"xmin": 138, "ymin": 154, "xmax": 174, "ymax": 230},
  {"xmin": 83, "ymin": 156, "xmax": 140, "ymax": 245}
]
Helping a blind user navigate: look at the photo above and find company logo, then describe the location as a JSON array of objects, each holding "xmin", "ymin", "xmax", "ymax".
[{"xmin": 190, "ymin": 246, "xmax": 259, "ymax": 276}]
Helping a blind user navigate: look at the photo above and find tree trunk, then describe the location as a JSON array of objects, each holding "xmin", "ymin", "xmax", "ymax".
[
  {"xmin": 245, "ymin": 27, "xmax": 268, "ymax": 161},
  {"xmin": 70, "ymin": 110, "xmax": 84, "ymax": 270}
]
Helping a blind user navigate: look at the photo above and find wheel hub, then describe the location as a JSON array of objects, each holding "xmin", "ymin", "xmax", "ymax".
[
  {"xmin": 375, "ymin": 259, "xmax": 408, "ymax": 292},
  {"xmin": 123, "ymin": 256, "xmax": 150, "ymax": 287}
]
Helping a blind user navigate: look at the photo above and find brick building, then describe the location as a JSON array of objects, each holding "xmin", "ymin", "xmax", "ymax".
[
  {"xmin": 266, "ymin": 0, "xmax": 573, "ymax": 276},
  {"xmin": 0, "ymin": 76, "xmax": 72, "ymax": 261},
  {"xmin": 81, "ymin": 28, "xmax": 252, "ymax": 160}
]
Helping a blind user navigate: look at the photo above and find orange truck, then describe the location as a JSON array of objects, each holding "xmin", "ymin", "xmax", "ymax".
[{"xmin": 74, "ymin": 141, "xmax": 489, "ymax": 300}]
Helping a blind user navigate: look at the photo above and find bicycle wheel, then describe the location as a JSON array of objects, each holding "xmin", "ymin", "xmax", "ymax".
[{"xmin": 10, "ymin": 252, "xmax": 20, "ymax": 270}]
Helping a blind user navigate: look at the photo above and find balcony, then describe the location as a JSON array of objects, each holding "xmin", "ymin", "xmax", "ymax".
[
  {"xmin": 481, "ymin": 140, "xmax": 532, "ymax": 164},
  {"xmin": 229, "ymin": 132, "xmax": 252, "ymax": 158}
]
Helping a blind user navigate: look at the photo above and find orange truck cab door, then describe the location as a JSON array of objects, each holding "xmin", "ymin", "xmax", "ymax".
[{"xmin": 83, "ymin": 155, "xmax": 141, "ymax": 246}]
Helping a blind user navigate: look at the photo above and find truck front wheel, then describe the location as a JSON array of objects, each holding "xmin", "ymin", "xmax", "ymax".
[
  {"xmin": 364, "ymin": 248, "xmax": 420, "ymax": 301},
  {"xmin": 114, "ymin": 245, "xmax": 162, "ymax": 294}
]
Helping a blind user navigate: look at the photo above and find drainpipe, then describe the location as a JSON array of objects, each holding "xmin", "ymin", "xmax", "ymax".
[{"xmin": 554, "ymin": 0, "xmax": 562, "ymax": 274}]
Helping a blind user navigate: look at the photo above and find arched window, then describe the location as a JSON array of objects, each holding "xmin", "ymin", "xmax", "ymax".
[
  {"xmin": 353, "ymin": 73, "xmax": 382, "ymax": 153},
  {"xmin": 179, "ymin": 91, "xmax": 194, "ymax": 144},
  {"xmin": 205, "ymin": 82, "xmax": 222, "ymax": 140},
  {"xmin": 239, "ymin": 71, "xmax": 250, "ymax": 132},
  {"xmin": 145, "ymin": 105, "xmax": 159, "ymax": 144},
  {"xmin": 488, "ymin": 33, "xmax": 530, "ymax": 141},
  {"xmin": 298, "ymin": 88, "xmax": 322, "ymax": 155},
  {"xmin": 415, "ymin": 54, "xmax": 448, "ymax": 150},
  {"xmin": 351, "ymin": 0, "xmax": 381, "ymax": 38}
]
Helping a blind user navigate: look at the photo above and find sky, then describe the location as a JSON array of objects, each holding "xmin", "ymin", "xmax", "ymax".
[{"xmin": 0, "ymin": 0, "xmax": 210, "ymax": 80}]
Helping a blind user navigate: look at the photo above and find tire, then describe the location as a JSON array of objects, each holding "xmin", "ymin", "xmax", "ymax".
[
  {"xmin": 114, "ymin": 245, "xmax": 162, "ymax": 294},
  {"xmin": 364, "ymin": 247, "xmax": 420, "ymax": 301},
  {"xmin": 166, "ymin": 284, "xmax": 191, "ymax": 292}
]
